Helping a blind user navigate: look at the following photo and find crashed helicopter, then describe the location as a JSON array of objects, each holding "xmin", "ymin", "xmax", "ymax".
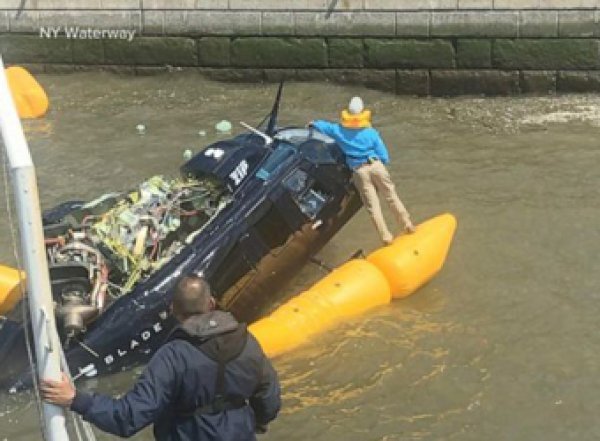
[{"xmin": 0, "ymin": 83, "xmax": 362, "ymax": 390}]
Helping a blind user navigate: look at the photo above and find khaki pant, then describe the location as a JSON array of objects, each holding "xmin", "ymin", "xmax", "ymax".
[{"xmin": 351, "ymin": 160, "xmax": 412, "ymax": 244}]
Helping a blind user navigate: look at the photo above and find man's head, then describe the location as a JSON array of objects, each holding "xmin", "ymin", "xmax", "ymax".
[
  {"xmin": 340, "ymin": 96, "xmax": 371, "ymax": 129},
  {"xmin": 171, "ymin": 276, "xmax": 216, "ymax": 323}
]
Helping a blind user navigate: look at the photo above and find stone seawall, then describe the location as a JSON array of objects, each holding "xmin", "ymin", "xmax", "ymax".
[{"xmin": 1, "ymin": 1, "xmax": 599, "ymax": 95}]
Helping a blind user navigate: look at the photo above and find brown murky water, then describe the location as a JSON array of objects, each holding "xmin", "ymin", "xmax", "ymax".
[{"xmin": 1, "ymin": 73, "xmax": 599, "ymax": 441}]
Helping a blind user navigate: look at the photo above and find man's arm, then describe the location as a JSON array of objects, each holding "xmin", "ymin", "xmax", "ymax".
[
  {"xmin": 310, "ymin": 120, "xmax": 338, "ymax": 138},
  {"xmin": 249, "ymin": 355, "xmax": 281, "ymax": 430},
  {"xmin": 43, "ymin": 344, "xmax": 182, "ymax": 438},
  {"xmin": 372, "ymin": 129, "xmax": 390, "ymax": 164}
]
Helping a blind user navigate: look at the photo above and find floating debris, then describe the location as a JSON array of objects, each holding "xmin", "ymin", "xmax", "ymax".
[
  {"xmin": 215, "ymin": 120, "xmax": 232, "ymax": 134},
  {"xmin": 135, "ymin": 123, "xmax": 146, "ymax": 135},
  {"xmin": 197, "ymin": 130, "xmax": 207, "ymax": 137},
  {"xmin": 183, "ymin": 149, "xmax": 193, "ymax": 161}
]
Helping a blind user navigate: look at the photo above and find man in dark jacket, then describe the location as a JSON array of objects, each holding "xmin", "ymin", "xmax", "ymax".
[{"xmin": 41, "ymin": 276, "xmax": 281, "ymax": 441}]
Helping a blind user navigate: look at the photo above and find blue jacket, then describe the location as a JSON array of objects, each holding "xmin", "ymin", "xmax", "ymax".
[
  {"xmin": 312, "ymin": 120, "xmax": 390, "ymax": 169},
  {"xmin": 71, "ymin": 311, "xmax": 281, "ymax": 441}
]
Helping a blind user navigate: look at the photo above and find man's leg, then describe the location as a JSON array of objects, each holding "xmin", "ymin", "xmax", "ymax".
[
  {"xmin": 371, "ymin": 161, "xmax": 415, "ymax": 233},
  {"xmin": 352, "ymin": 166, "xmax": 394, "ymax": 244}
]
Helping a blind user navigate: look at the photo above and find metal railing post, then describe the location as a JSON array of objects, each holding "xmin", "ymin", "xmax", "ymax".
[{"xmin": 0, "ymin": 57, "xmax": 69, "ymax": 441}]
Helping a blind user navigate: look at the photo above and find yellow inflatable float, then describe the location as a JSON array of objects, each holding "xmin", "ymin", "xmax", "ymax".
[
  {"xmin": 0, "ymin": 265, "xmax": 25, "ymax": 315},
  {"xmin": 250, "ymin": 213, "xmax": 457, "ymax": 358},
  {"xmin": 249, "ymin": 259, "xmax": 391, "ymax": 358},
  {"xmin": 367, "ymin": 213, "xmax": 457, "ymax": 299},
  {"xmin": 5, "ymin": 66, "xmax": 49, "ymax": 119}
]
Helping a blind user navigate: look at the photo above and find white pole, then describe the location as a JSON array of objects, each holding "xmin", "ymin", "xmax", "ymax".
[{"xmin": 0, "ymin": 58, "xmax": 69, "ymax": 440}]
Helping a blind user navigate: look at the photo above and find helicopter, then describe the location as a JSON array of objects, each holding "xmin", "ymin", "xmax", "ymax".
[{"xmin": 0, "ymin": 82, "xmax": 362, "ymax": 390}]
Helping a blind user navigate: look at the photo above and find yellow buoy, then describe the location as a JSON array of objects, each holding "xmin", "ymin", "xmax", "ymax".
[
  {"xmin": 249, "ymin": 259, "xmax": 391, "ymax": 358},
  {"xmin": 367, "ymin": 213, "xmax": 457, "ymax": 299},
  {"xmin": 0, "ymin": 265, "xmax": 25, "ymax": 315},
  {"xmin": 251, "ymin": 213, "xmax": 457, "ymax": 358},
  {"xmin": 5, "ymin": 66, "xmax": 49, "ymax": 119}
]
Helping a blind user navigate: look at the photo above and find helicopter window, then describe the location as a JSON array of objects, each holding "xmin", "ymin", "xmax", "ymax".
[
  {"xmin": 301, "ymin": 142, "xmax": 339, "ymax": 165},
  {"xmin": 255, "ymin": 143, "xmax": 296, "ymax": 181},
  {"xmin": 254, "ymin": 205, "xmax": 293, "ymax": 250},
  {"xmin": 297, "ymin": 187, "xmax": 329, "ymax": 219},
  {"xmin": 282, "ymin": 169, "xmax": 308, "ymax": 195},
  {"xmin": 275, "ymin": 128, "xmax": 336, "ymax": 145},
  {"xmin": 284, "ymin": 170, "xmax": 330, "ymax": 219}
]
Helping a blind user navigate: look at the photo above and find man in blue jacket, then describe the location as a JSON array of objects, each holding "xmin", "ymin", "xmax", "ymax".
[
  {"xmin": 310, "ymin": 96, "xmax": 415, "ymax": 245},
  {"xmin": 41, "ymin": 276, "xmax": 281, "ymax": 441}
]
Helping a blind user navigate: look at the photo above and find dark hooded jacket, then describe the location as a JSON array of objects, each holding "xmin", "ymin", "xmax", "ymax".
[{"xmin": 70, "ymin": 311, "xmax": 281, "ymax": 441}]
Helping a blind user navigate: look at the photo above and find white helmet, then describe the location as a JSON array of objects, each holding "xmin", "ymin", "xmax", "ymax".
[{"xmin": 348, "ymin": 96, "xmax": 364, "ymax": 115}]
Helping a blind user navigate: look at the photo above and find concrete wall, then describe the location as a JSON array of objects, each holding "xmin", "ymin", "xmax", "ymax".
[{"xmin": 0, "ymin": 0, "xmax": 599, "ymax": 95}]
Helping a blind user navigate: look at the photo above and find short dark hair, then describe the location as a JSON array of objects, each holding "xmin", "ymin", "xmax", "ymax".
[{"xmin": 171, "ymin": 276, "xmax": 214, "ymax": 319}]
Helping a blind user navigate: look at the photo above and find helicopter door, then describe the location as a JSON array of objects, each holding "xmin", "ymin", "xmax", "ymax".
[
  {"xmin": 253, "ymin": 204, "xmax": 295, "ymax": 256},
  {"xmin": 211, "ymin": 237, "xmax": 255, "ymax": 299},
  {"xmin": 210, "ymin": 228, "xmax": 269, "ymax": 307}
]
